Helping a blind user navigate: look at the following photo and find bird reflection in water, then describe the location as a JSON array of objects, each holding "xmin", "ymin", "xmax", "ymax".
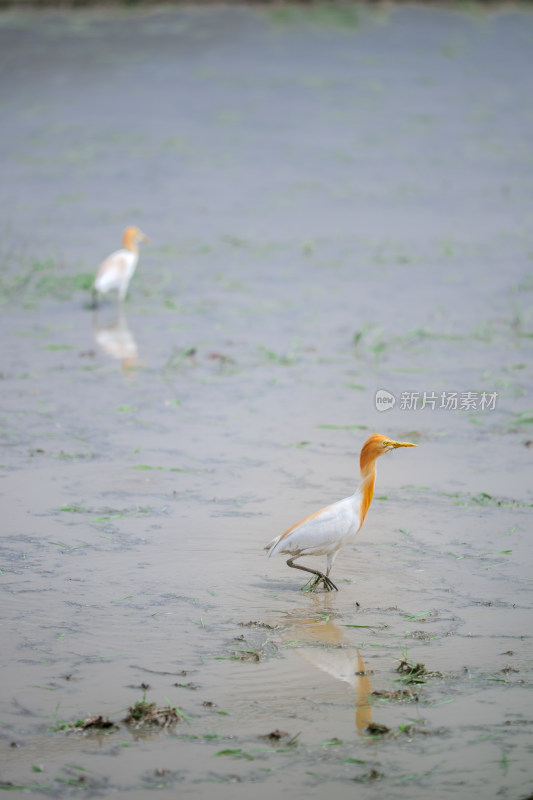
[
  {"xmin": 92, "ymin": 310, "xmax": 140, "ymax": 372},
  {"xmin": 279, "ymin": 605, "xmax": 373, "ymax": 734}
]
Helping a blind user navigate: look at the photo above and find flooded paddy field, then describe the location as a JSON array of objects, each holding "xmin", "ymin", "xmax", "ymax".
[{"xmin": 1, "ymin": 4, "xmax": 533, "ymax": 798}]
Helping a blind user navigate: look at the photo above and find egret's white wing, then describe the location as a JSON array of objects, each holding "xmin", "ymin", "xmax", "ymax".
[
  {"xmin": 267, "ymin": 496, "xmax": 359, "ymax": 558},
  {"xmin": 94, "ymin": 249, "xmax": 136, "ymax": 294}
]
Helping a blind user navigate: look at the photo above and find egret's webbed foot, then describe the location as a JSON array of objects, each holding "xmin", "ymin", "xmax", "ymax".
[
  {"xmin": 287, "ymin": 558, "xmax": 338, "ymax": 592},
  {"xmin": 315, "ymin": 574, "xmax": 338, "ymax": 592},
  {"xmin": 305, "ymin": 574, "xmax": 338, "ymax": 593}
]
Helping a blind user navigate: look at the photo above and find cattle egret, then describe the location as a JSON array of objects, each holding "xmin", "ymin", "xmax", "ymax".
[
  {"xmin": 92, "ymin": 226, "xmax": 148, "ymax": 306},
  {"xmin": 265, "ymin": 433, "xmax": 417, "ymax": 591}
]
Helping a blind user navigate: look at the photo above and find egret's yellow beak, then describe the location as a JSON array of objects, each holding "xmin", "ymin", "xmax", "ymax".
[
  {"xmin": 390, "ymin": 440, "xmax": 417, "ymax": 448},
  {"xmin": 139, "ymin": 233, "xmax": 150, "ymax": 244}
]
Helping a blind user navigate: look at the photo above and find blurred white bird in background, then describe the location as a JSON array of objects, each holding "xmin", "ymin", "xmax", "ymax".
[{"xmin": 92, "ymin": 226, "xmax": 148, "ymax": 307}]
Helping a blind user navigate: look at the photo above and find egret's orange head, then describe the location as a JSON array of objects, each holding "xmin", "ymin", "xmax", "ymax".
[
  {"xmin": 122, "ymin": 226, "xmax": 149, "ymax": 250},
  {"xmin": 360, "ymin": 433, "xmax": 417, "ymax": 473}
]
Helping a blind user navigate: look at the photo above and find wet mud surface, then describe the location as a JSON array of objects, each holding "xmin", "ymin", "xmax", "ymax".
[{"xmin": 1, "ymin": 4, "xmax": 533, "ymax": 798}]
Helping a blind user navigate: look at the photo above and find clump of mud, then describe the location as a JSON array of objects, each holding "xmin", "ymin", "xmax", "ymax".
[
  {"xmin": 238, "ymin": 621, "xmax": 277, "ymax": 630},
  {"xmin": 405, "ymin": 630, "xmax": 433, "ymax": 641},
  {"xmin": 371, "ymin": 688, "xmax": 418, "ymax": 701},
  {"xmin": 396, "ymin": 658, "xmax": 443, "ymax": 684},
  {"xmin": 231, "ymin": 648, "xmax": 263, "ymax": 662},
  {"xmin": 259, "ymin": 729, "xmax": 289, "ymax": 741},
  {"xmin": 353, "ymin": 768, "xmax": 383, "ymax": 782},
  {"xmin": 365, "ymin": 722, "xmax": 390, "ymax": 736},
  {"xmin": 123, "ymin": 699, "xmax": 183, "ymax": 730},
  {"xmin": 80, "ymin": 715, "xmax": 117, "ymax": 730},
  {"xmin": 57, "ymin": 715, "xmax": 118, "ymax": 733},
  {"xmin": 259, "ymin": 730, "xmax": 300, "ymax": 747},
  {"xmin": 225, "ymin": 627, "xmax": 279, "ymax": 662}
]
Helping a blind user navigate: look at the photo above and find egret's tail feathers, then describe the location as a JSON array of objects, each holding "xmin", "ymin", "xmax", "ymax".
[{"xmin": 265, "ymin": 535, "xmax": 282, "ymax": 557}]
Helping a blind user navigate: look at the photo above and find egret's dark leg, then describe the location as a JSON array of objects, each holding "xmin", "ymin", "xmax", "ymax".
[
  {"xmin": 286, "ymin": 557, "xmax": 338, "ymax": 592},
  {"xmin": 90, "ymin": 288, "xmax": 99, "ymax": 310}
]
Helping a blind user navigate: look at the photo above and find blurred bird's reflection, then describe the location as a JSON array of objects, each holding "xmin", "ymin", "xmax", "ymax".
[
  {"xmin": 279, "ymin": 608, "xmax": 373, "ymax": 734},
  {"xmin": 92, "ymin": 310, "xmax": 140, "ymax": 371}
]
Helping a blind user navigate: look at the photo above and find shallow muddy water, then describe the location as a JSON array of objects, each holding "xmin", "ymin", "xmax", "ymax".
[{"xmin": 1, "ymin": 4, "xmax": 533, "ymax": 798}]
